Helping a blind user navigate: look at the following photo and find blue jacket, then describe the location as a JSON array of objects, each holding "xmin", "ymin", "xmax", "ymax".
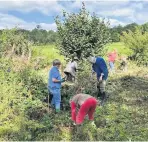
[
  {"xmin": 48, "ymin": 66, "xmax": 62, "ymax": 89},
  {"xmin": 92, "ymin": 57, "xmax": 108, "ymax": 80}
]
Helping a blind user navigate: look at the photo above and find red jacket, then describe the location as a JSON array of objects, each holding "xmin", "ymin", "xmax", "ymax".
[
  {"xmin": 108, "ymin": 51, "xmax": 117, "ymax": 62},
  {"xmin": 70, "ymin": 94, "xmax": 98, "ymax": 124}
]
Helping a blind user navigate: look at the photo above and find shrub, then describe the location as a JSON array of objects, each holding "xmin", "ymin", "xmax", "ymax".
[{"xmin": 121, "ymin": 27, "xmax": 148, "ymax": 65}]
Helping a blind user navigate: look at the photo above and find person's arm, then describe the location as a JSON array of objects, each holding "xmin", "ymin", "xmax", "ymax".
[
  {"xmin": 73, "ymin": 62, "xmax": 78, "ymax": 72},
  {"xmin": 99, "ymin": 59, "xmax": 108, "ymax": 80},
  {"xmin": 52, "ymin": 77, "xmax": 65, "ymax": 83},
  {"xmin": 92, "ymin": 64, "xmax": 96, "ymax": 73},
  {"xmin": 52, "ymin": 71, "xmax": 64, "ymax": 83},
  {"xmin": 99, "ymin": 73, "xmax": 104, "ymax": 81},
  {"xmin": 52, "ymin": 78, "xmax": 61, "ymax": 83},
  {"xmin": 72, "ymin": 61, "xmax": 82, "ymax": 72},
  {"xmin": 108, "ymin": 53, "xmax": 111, "ymax": 58}
]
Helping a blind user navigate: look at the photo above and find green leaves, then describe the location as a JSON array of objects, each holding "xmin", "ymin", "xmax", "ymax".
[
  {"xmin": 0, "ymin": 28, "xmax": 32, "ymax": 59},
  {"xmin": 121, "ymin": 27, "xmax": 148, "ymax": 65},
  {"xmin": 56, "ymin": 3, "xmax": 110, "ymax": 60}
]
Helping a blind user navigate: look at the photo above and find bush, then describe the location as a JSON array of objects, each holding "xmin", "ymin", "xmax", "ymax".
[
  {"xmin": 0, "ymin": 28, "xmax": 32, "ymax": 59},
  {"xmin": 121, "ymin": 27, "xmax": 148, "ymax": 65},
  {"xmin": 0, "ymin": 58, "xmax": 48, "ymax": 140}
]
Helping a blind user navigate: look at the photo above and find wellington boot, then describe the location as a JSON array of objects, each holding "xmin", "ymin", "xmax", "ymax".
[
  {"xmin": 56, "ymin": 108, "xmax": 60, "ymax": 113},
  {"xmin": 102, "ymin": 92, "xmax": 107, "ymax": 101}
]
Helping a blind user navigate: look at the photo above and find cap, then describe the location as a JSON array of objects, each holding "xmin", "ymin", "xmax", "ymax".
[
  {"xmin": 88, "ymin": 56, "xmax": 96, "ymax": 64},
  {"xmin": 73, "ymin": 56, "xmax": 78, "ymax": 60}
]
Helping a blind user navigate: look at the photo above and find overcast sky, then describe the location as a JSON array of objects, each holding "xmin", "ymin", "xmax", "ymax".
[{"xmin": 0, "ymin": 0, "xmax": 148, "ymax": 31}]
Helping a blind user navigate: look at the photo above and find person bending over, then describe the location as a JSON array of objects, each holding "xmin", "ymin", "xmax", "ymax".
[
  {"xmin": 88, "ymin": 56, "xmax": 108, "ymax": 102},
  {"xmin": 70, "ymin": 94, "xmax": 98, "ymax": 125}
]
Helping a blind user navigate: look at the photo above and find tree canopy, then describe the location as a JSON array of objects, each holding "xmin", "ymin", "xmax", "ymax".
[{"xmin": 55, "ymin": 3, "xmax": 110, "ymax": 60}]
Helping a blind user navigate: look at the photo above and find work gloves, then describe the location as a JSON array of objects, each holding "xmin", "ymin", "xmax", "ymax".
[{"xmin": 60, "ymin": 77, "xmax": 66, "ymax": 83}]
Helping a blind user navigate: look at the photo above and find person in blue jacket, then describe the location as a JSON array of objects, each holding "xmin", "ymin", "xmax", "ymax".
[
  {"xmin": 88, "ymin": 56, "xmax": 108, "ymax": 101},
  {"xmin": 48, "ymin": 59, "xmax": 65, "ymax": 113}
]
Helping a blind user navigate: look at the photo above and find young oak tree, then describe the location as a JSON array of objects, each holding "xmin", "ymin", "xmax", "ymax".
[{"xmin": 55, "ymin": 2, "xmax": 110, "ymax": 60}]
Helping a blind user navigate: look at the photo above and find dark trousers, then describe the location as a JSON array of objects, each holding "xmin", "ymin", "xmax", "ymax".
[
  {"xmin": 64, "ymin": 72, "xmax": 75, "ymax": 81},
  {"xmin": 49, "ymin": 92, "xmax": 53, "ymax": 104},
  {"xmin": 97, "ymin": 80, "xmax": 107, "ymax": 101}
]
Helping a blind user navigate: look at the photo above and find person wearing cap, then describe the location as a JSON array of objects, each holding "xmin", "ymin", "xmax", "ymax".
[
  {"xmin": 48, "ymin": 59, "xmax": 65, "ymax": 113},
  {"xmin": 70, "ymin": 94, "xmax": 99, "ymax": 125},
  {"xmin": 64, "ymin": 57, "xmax": 78, "ymax": 81},
  {"xmin": 88, "ymin": 56, "xmax": 108, "ymax": 102}
]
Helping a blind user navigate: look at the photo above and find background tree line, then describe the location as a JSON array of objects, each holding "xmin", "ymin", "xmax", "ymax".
[
  {"xmin": 0, "ymin": 22, "xmax": 148, "ymax": 45},
  {"xmin": 0, "ymin": 25, "xmax": 57, "ymax": 46},
  {"xmin": 110, "ymin": 22, "xmax": 148, "ymax": 42}
]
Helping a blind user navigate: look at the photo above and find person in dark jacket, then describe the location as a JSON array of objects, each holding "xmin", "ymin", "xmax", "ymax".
[
  {"xmin": 88, "ymin": 56, "xmax": 108, "ymax": 101},
  {"xmin": 70, "ymin": 94, "xmax": 98, "ymax": 125}
]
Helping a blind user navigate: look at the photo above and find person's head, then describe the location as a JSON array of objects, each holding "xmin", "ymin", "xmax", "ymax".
[
  {"xmin": 88, "ymin": 56, "xmax": 96, "ymax": 64},
  {"xmin": 53, "ymin": 59, "xmax": 61, "ymax": 69},
  {"xmin": 73, "ymin": 56, "xmax": 78, "ymax": 61}
]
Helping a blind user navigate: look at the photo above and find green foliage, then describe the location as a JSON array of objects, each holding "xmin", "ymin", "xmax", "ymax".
[
  {"xmin": 0, "ymin": 58, "xmax": 47, "ymax": 140},
  {"xmin": 29, "ymin": 27, "xmax": 57, "ymax": 45},
  {"xmin": 110, "ymin": 25, "xmax": 123, "ymax": 42},
  {"xmin": 141, "ymin": 22, "xmax": 148, "ymax": 32},
  {"xmin": 0, "ymin": 43, "xmax": 148, "ymax": 141},
  {"xmin": 31, "ymin": 44, "xmax": 65, "ymax": 69},
  {"xmin": 0, "ymin": 28, "xmax": 32, "ymax": 59},
  {"xmin": 0, "ymin": 27, "xmax": 57, "ymax": 47},
  {"xmin": 55, "ymin": 3, "xmax": 110, "ymax": 60},
  {"xmin": 121, "ymin": 27, "xmax": 148, "ymax": 65},
  {"xmin": 110, "ymin": 23, "xmax": 139, "ymax": 42},
  {"xmin": 60, "ymin": 63, "xmax": 148, "ymax": 141},
  {"xmin": 123, "ymin": 23, "xmax": 138, "ymax": 32}
]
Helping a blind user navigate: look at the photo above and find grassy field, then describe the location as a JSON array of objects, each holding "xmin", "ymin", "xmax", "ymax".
[
  {"xmin": 32, "ymin": 42, "xmax": 131, "ymax": 59},
  {"xmin": 33, "ymin": 43, "xmax": 148, "ymax": 141},
  {"xmin": 0, "ymin": 42, "xmax": 148, "ymax": 141},
  {"xmin": 32, "ymin": 44, "xmax": 64, "ymax": 62},
  {"xmin": 31, "ymin": 42, "xmax": 132, "ymax": 66}
]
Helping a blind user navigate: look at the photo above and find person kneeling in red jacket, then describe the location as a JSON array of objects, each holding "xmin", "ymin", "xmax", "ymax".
[{"xmin": 70, "ymin": 94, "xmax": 99, "ymax": 125}]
